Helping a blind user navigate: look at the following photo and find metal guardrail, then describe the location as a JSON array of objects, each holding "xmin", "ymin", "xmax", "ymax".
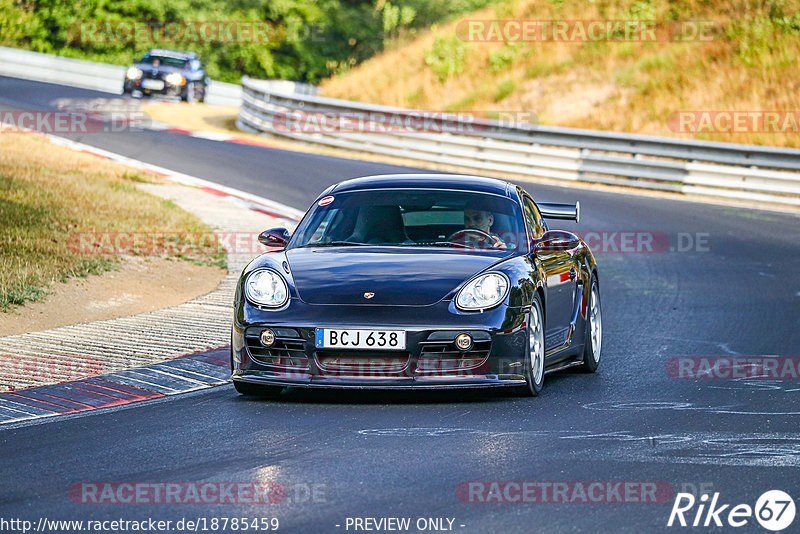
[
  {"xmin": 0, "ymin": 46, "xmax": 242, "ymax": 106},
  {"xmin": 238, "ymin": 76, "xmax": 800, "ymax": 207}
]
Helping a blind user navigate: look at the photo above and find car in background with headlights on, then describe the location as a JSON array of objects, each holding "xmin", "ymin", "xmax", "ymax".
[
  {"xmin": 122, "ymin": 48, "xmax": 208, "ymax": 103},
  {"xmin": 231, "ymin": 174, "xmax": 602, "ymax": 397}
]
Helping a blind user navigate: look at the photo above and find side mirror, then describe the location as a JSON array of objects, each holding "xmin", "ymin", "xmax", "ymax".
[
  {"xmin": 258, "ymin": 227, "xmax": 291, "ymax": 248},
  {"xmin": 534, "ymin": 230, "xmax": 581, "ymax": 255}
]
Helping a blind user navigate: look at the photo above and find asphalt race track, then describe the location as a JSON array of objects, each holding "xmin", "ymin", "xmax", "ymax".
[{"xmin": 1, "ymin": 76, "xmax": 800, "ymax": 533}]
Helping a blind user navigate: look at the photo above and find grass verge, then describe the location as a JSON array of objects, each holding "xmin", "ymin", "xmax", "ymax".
[{"xmin": 0, "ymin": 131, "xmax": 226, "ymax": 312}]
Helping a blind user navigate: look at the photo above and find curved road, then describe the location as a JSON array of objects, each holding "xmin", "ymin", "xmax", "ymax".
[{"xmin": 1, "ymin": 77, "xmax": 800, "ymax": 533}]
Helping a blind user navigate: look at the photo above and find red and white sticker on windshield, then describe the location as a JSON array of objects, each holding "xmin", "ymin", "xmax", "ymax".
[{"xmin": 318, "ymin": 195, "xmax": 335, "ymax": 206}]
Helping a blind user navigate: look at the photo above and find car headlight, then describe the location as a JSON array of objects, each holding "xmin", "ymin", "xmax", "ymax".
[
  {"xmin": 165, "ymin": 72, "xmax": 186, "ymax": 86},
  {"xmin": 456, "ymin": 272, "xmax": 509, "ymax": 311},
  {"xmin": 244, "ymin": 269, "xmax": 289, "ymax": 307},
  {"xmin": 125, "ymin": 67, "xmax": 141, "ymax": 80}
]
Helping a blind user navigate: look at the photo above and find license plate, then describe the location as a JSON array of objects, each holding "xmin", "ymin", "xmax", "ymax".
[
  {"xmin": 141, "ymin": 79, "xmax": 165, "ymax": 90},
  {"xmin": 315, "ymin": 328, "xmax": 406, "ymax": 350}
]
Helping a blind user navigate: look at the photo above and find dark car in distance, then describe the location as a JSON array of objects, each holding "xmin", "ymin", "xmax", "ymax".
[
  {"xmin": 122, "ymin": 49, "xmax": 208, "ymax": 102},
  {"xmin": 231, "ymin": 174, "xmax": 602, "ymax": 397}
]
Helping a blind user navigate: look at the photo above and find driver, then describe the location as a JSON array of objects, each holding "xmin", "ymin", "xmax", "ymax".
[{"xmin": 462, "ymin": 205, "xmax": 507, "ymax": 249}]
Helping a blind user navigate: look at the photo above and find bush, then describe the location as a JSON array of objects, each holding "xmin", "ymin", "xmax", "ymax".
[{"xmin": 425, "ymin": 33, "xmax": 467, "ymax": 82}]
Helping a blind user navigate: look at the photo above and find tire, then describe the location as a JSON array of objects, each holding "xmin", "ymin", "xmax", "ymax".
[
  {"xmin": 517, "ymin": 294, "xmax": 545, "ymax": 396},
  {"xmin": 233, "ymin": 380, "xmax": 283, "ymax": 397},
  {"xmin": 579, "ymin": 276, "xmax": 602, "ymax": 373}
]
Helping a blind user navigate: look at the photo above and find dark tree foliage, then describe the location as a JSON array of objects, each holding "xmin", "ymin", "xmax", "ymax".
[{"xmin": 0, "ymin": 0, "xmax": 496, "ymax": 83}]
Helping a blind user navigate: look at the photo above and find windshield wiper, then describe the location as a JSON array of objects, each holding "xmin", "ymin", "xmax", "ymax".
[
  {"xmin": 300, "ymin": 241, "xmax": 371, "ymax": 248},
  {"xmin": 401, "ymin": 241, "xmax": 471, "ymax": 249}
]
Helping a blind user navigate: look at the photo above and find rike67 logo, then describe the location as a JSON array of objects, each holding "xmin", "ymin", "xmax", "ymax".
[{"xmin": 668, "ymin": 490, "xmax": 796, "ymax": 531}]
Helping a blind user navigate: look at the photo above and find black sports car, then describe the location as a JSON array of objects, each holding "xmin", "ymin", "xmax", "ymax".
[
  {"xmin": 231, "ymin": 174, "xmax": 601, "ymax": 396},
  {"xmin": 122, "ymin": 48, "xmax": 208, "ymax": 102}
]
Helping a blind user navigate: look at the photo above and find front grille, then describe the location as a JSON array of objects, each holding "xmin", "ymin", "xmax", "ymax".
[
  {"xmin": 245, "ymin": 330, "xmax": 308, "ymax": 370},
  {"xmin": 141, "ymin": 71, "xmax": 167, "ymax": 81},
  {"xmin": 417, "ymin": 338, "xmax": 491, "ymax": 375},
  {"xmin": 316, "ymin": 351, "xmax": 410, "ymax": 376}
]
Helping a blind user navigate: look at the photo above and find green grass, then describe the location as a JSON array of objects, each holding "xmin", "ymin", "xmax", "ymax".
[
  {"xmin": 424, "ymin": 33, "xmax": 468, "ymax": 82},
  {"xmin": 493, "ymin": 78, "xmax": 516, "ymax": 102}
]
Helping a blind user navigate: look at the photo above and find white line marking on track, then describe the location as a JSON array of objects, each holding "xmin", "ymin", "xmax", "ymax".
[{"xmin": 45, "ymin": 135, "xmax": 305, "ymax": 221}]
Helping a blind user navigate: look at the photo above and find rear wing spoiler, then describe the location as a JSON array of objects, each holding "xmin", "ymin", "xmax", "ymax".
[{"xmin": 538, "ymin": 201, "xmax": 580, "ymax": 223}]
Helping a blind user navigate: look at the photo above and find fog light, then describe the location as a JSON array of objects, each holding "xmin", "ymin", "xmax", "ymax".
[
  {"xmin": 455, "ymin": 333, "xmax": 473, "ymax": 351},
  {"xmin": 260, "ymin": 329, "xmax": 276, "ymax": 347}
]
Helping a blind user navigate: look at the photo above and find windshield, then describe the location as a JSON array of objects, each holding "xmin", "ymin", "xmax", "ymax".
[
  {"xmin": 139, "ymin": 56, "xmax": 188, "ymax": 69},
  {"xmin": 289, "ymin": 189, "xmax": 527, "ymax": 253}
]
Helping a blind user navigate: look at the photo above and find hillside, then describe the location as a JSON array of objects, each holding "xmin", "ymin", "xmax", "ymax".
[{"xmin": 319, "ymin": 0, "xmax": 800, "ymax": 148}]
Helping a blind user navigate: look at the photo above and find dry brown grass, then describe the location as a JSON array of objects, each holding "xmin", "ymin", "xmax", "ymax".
[
  {"xmin": 0, "ymin": 131, "xmax": 225, "ymax": 311},
  {"xmin": 320, "ymin": 0, "xmax": 800, "ymax": 147}
]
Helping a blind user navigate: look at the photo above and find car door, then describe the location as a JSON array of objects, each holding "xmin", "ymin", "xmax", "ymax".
[{"xmin": 522, "ymin": 193, "xmax": 579, "ymax": 349}]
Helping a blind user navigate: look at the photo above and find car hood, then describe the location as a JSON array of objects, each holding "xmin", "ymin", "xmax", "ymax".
[{"xmin": 285, "ymin": 247, "xmax": 502, "ymax": 306}]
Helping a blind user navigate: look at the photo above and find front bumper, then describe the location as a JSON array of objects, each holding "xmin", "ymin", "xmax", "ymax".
[
  {"xmin": 124, "ymin": 79, "xmax": 186, "ymax": 97},
  {"xmin": 232, "ymin": 300, "xmax": 529, "ymax": 389}
]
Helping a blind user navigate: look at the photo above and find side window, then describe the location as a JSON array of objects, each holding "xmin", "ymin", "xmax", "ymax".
[
  {"xmin": 308, "ymin": 209, "xmax": 338, "ymax": 243},
  {"xmin": 522, "ymin": 195, "xmax": 545, "ymax": 239}
]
